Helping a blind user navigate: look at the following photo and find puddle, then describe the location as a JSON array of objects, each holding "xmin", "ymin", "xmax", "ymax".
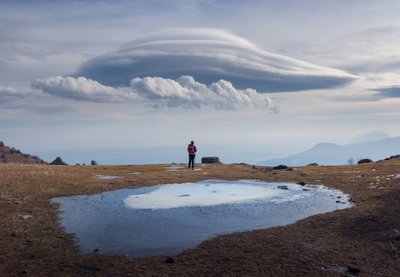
[
  {"xmin": 128, "ymin": 172, "xmax": 142, "ymax": 175},
  {"xmin": 53, "ymin": 179, "xmax": 352, "ymax": 258},
  {"xmin": 95, "ymin": 175, "xmax": 121, "ymax": 180}
]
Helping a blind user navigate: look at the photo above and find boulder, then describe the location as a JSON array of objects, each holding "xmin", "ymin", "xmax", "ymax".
[
  {"xmin": 306, "ymin": 163, "xmax": 319, "ymax": 166},
  {"xmin": 297, "ymin": 181, "xmax": 306, "ymax": 186},
  {"xmin": 201, "ymin": 157, "xmax": 221, "ymax": 164},
  {"xmin": 91, "ymin": 160, "xmax": 98, "ymax": 165},
  {"xmin": 357, "ymin": 158, "xmax": 373, "ymax": 164},
  {"xmin": 272, "ymin": 165, "xmax": 290, "ymax": 170},
  {"xmin": 277, "ymin": 185, "xmax": 288, "ymax": 190},
  {"xmin": 164, "ymin": 257, "xmax": 175, "ymax": 264},
  {"xmin": 50, "ymin": 157, "xmax": 68, "ymax": 165}
]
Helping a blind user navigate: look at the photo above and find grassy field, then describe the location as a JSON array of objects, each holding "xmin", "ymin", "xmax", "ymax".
[{"xmin": 1, "ymin": 160, "xmax": 399, "ymax": 276}]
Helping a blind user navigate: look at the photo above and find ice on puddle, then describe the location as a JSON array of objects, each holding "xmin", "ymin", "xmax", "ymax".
[
  {"xmin": 95, "ymin": 175, "xmax": 121, "ymax": 179},
  {"xmin": 123, "ymin": 181, "xmax": 290, "ymax": 209}
]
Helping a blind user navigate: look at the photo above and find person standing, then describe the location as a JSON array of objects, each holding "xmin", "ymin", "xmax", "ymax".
[{"xmin": 187, "ymin": 140, "xmax": 197, "ymax": 169}]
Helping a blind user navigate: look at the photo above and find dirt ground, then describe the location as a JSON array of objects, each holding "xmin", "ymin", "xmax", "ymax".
[{"xmin": 0, "ymin": 159, "xmax": 399, "ymax": 276}]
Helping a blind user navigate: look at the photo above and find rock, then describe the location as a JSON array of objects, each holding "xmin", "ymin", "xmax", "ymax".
[
  {"xmin": 50, "ymin": 157, "xmax": 68, "ymax": 165},
  {"xmin": 384, "ymin": 154, "xmax": 400, "ymax": 161},
  {"xmin": 357, "ymin": 158, "xmax": 373, "ymax": 164},
  {"xmin": 201, "ymin": 157, "xmax": 221, "ymax": 164},
  {"xmin": 164, "ymin": 257, "xmax": 175, "ymax": 264},
  {"xmin": 346, "ymin": 266, "xmax": 361, "ymax": 276},
  {"xmin": 389, "ymin": 229, "xmax": 400, "ymax": 241},
  {"xmin": 16, "ymin": 214, "xmax": 33, "ymax": 220},
  {"xmin": 277, "ymin": 185, "xmax": 288, "ymax": 190},
  {"xmin": 272, "ymin": 165, "xmax": 291, "ymax": 170},
  {"xmin": 91, "ymin": 160, "xmax": 98, "ymax": 165},
  {"xmin": 306, "ymin": 163, "xmax": 319, "ymax": 166},
  {"xmin": 297, "ymin": 181, "xmax": 306, "ymax": 186},
  {"xmin": 16, "ymin": 244, "xmax": 28, "ymax": 251}
]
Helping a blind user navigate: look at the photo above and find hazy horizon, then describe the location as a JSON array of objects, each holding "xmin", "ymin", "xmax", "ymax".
[{"xmin": 6, "ymin": 131, "xmax": 397, "ymax": 165}]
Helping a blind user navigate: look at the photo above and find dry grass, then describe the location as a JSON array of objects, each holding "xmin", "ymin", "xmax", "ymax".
[{"xmin": 0, "ymin": 160, "xmax": 399, "ymax": 276}]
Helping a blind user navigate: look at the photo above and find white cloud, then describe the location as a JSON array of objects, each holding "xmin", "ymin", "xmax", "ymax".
[
  {"xmin": 131, "ymin": 75, "xmax": 274, "ymax": 110},
  {"xmin": 31, "ymin": 75, "xmax": 276, "ymax": 111},
  {"xmin": 76, "ymin": 28, "xmax": 357, "ymax": 92},
  {"xmin": 31, "ymin": 76, "xmax": 137, "ymax": 103},
  {"xmin": 0, "ymin": 86, "xmax": 22, "ymax": 97}
]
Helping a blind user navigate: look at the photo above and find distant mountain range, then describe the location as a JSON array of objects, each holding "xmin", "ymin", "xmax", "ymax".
[
  {"xmin": 258, "ymin": 136, "xmax": 400, "ymax": 166},
  {"xmin": 0, "ymin": 141, "xmax": 46, "ymax": 164}
]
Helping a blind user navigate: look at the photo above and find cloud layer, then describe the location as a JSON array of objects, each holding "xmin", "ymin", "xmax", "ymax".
[
  {"xmin": 76, "ymin": 29, "xmax": 357, "ymax": 92},
  {"xmin": 32, "ymin": 75, "xmax": 276, "ymax": 110},
  {"xmin": 32, "ymin": 76, "xmax": 136, "ymax": 103},
  {"xmin": 372, "ymin": 86, "xmax": 400, "ymax": 98}
]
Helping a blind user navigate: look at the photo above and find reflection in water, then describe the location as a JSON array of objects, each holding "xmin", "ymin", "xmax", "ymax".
[{"xmin": 53, "ymin": 180, "xmax": 352, "ymax": 258}]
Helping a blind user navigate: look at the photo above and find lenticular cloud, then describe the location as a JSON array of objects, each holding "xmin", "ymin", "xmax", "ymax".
[{"xmin": 76, "ymin": 28, "xmax": 357, "ymax": 92}]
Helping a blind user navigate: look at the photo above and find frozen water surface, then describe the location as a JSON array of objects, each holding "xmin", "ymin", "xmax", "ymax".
[
  {"xmin": 53, "ymin": 179, "xmax": 352, "ymax": 258},
  {"xmin": 95, "ymin": 175, "xmax": 121, "ymax": 180}
]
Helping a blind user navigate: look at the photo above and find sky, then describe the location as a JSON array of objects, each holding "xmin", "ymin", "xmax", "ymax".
[{"xmin": 1, "ymin": 0, "xmax": 400, "ymax": 164}]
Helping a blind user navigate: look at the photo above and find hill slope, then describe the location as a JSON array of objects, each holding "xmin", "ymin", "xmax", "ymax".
[{"xmin": 0, "ymin": 141, "xmax": 46, "ymax": 164}]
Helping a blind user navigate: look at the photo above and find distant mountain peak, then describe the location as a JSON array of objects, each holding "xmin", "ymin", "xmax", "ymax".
[
  {"xmin": 311, "ymin": 142, "xmax": 339, "ymax": 149},
  {"xmin": 259, "ymin": 136, "xmax": 400, "ymax": 166}
]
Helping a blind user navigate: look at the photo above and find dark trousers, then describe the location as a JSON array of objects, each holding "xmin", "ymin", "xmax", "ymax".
[{"xmin": 188, "ymin": 154, "xmax": 195, "ymax": 169}]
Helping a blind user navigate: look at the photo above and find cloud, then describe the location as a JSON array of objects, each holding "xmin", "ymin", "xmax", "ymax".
[
  {"xmin": 295, "ymin": 27, "xmax": 400, "ymax": 74},
  {"xmin": 131, "ymin": 75, "xmax": 275, "ymax": 110},
  {"xmin": 0, "ymin": 86, "xmax": 22, "ymax": 97},
  {"xmin": 31, "ymin": 76, "xmax": 137, "ymax": 103},
  {"xmin": 32, "ymin": 75, "xmax": 276, "ymax": 110},
  {"xmin": 75, "ymin": 28, "xmax": 357, "ymax": 92},
  {"xmin": 0, "ymin": 86, "xmax": 28, "ymax": 102},
  {"xmin": 372, "ymin": 86, "xmax": 400, "ymax": 98}
]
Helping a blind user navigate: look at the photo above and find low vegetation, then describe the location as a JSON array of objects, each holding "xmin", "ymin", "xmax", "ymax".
[{"xmin": 0, "ymin": 159, "xmax": 400, "ymax": 276}]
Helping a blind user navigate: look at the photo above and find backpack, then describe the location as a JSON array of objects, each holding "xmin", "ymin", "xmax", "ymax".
[{"xmin": 188, "ymin": 145, "xmax": 196, "ymax": 154}]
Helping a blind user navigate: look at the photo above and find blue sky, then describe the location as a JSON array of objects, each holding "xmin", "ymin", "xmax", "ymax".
[{"xmin": 1, "ymin": 0, "xmax": 400, "ymax": 164}]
